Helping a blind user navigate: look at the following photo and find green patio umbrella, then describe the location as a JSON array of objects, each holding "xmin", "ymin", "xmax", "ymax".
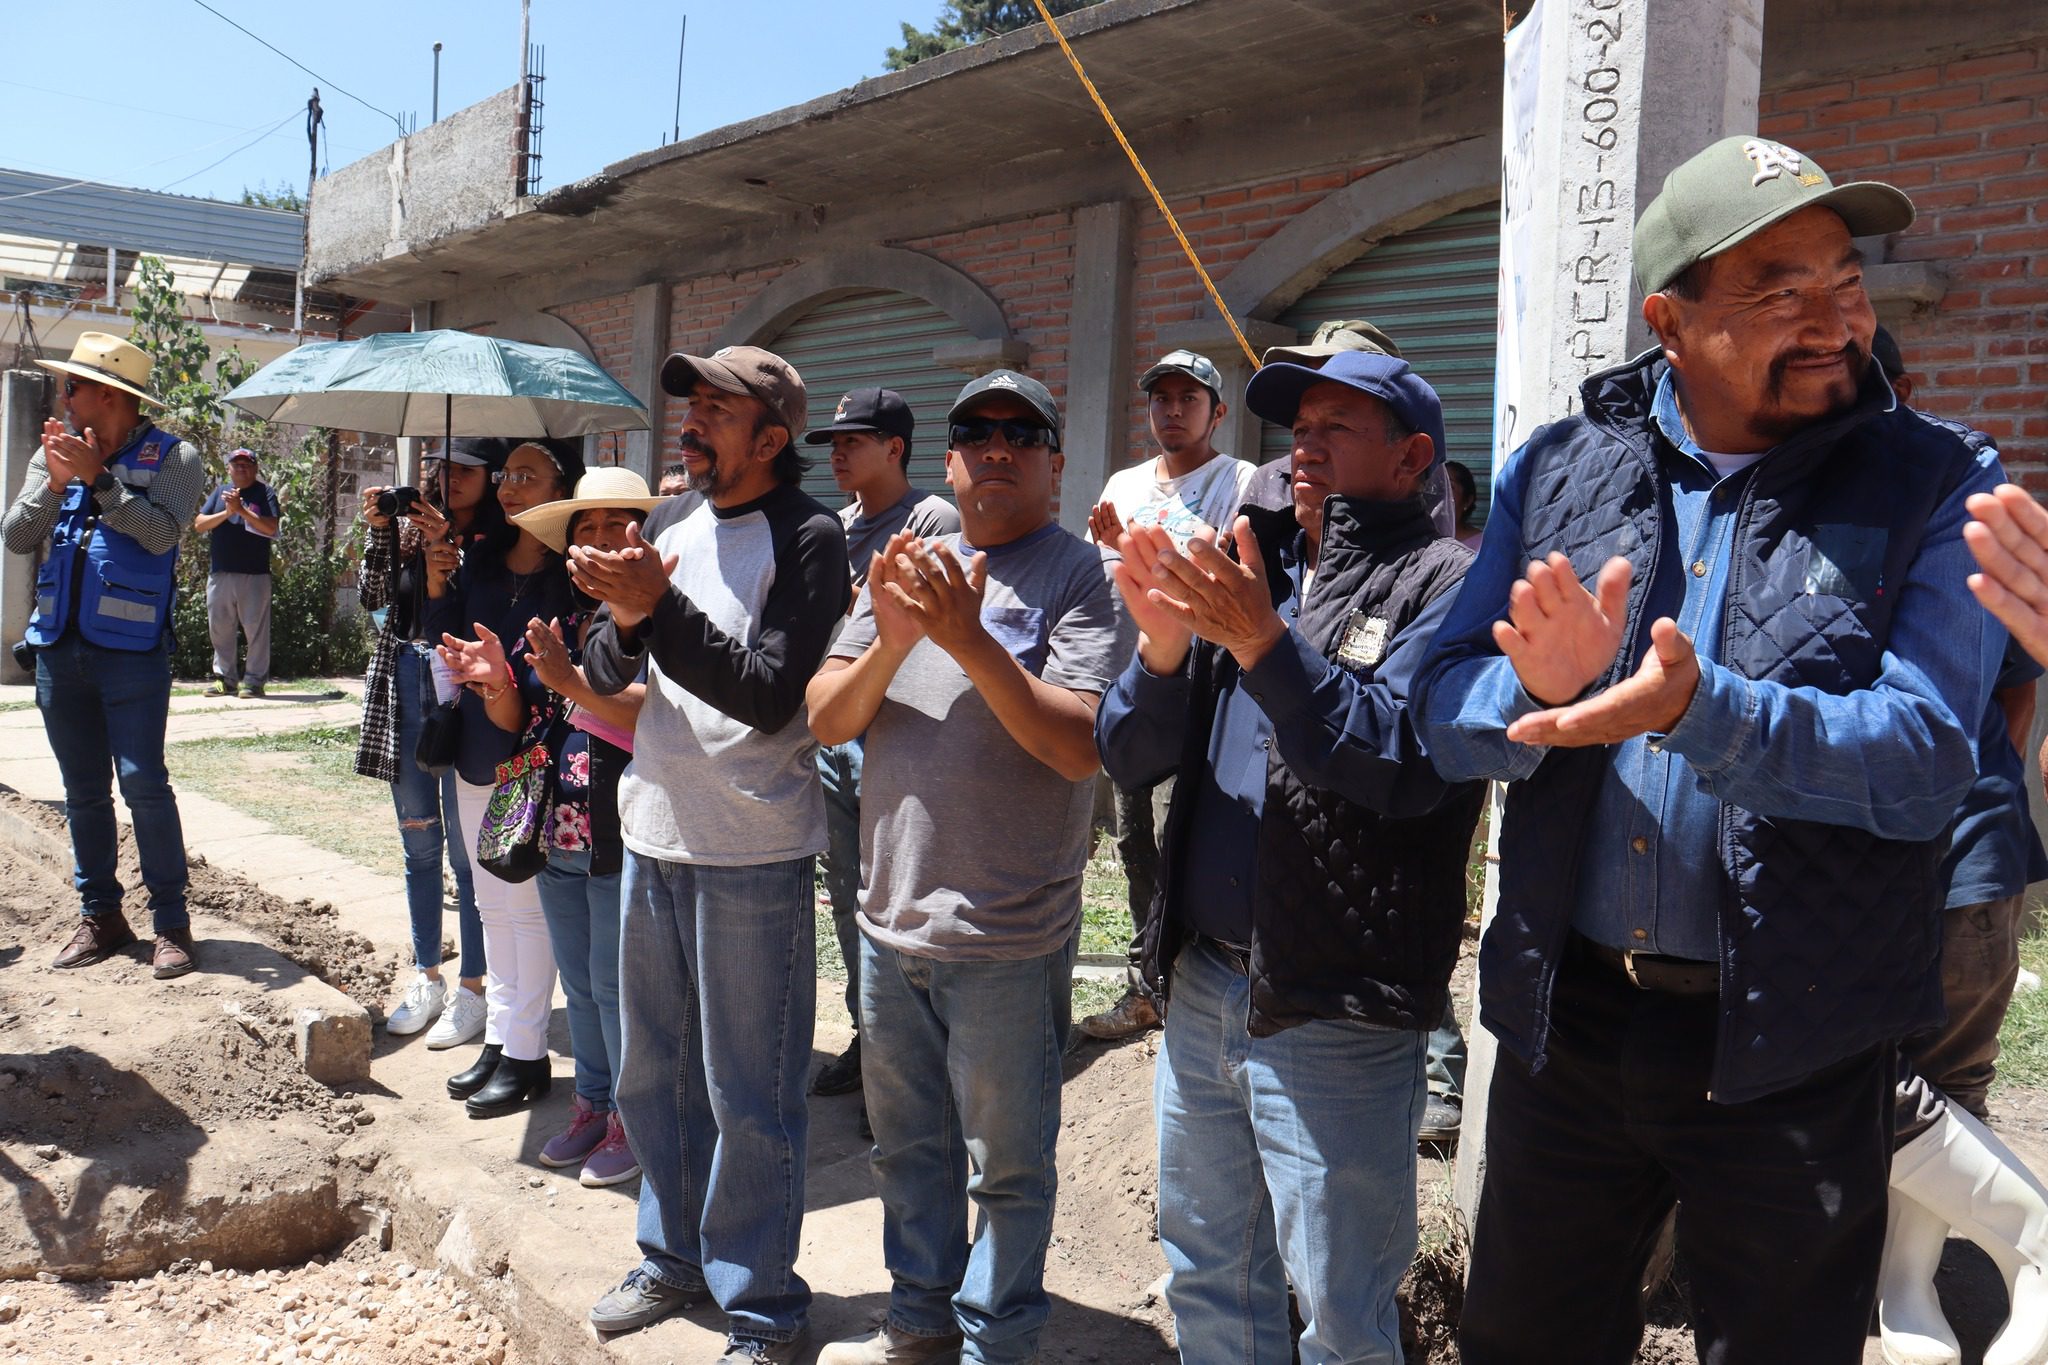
[{"xmin": 223, "ymin": 329, "xmax": 650, "ymax": 440}]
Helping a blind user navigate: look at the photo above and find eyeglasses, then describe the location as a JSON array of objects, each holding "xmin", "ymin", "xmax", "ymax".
[
  {"xmin": 63, "ymin": 377, "xmax": 99, "ymax": 398},
  {"xmin": 491, "ymin": 469, "xmax": 556, "ymax": 488},
  {"xmin": 949, "ymin": 419, "xmax": 1055, "ymax": 451}
]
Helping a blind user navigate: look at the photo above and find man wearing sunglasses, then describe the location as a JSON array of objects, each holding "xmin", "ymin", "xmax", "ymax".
[
  {"xmin": 807, "ymin": 370, "xmax": 1133, "ymax": 1365},
  {"xmin": 4, "ymin": 332, "xmax": 209, "ymax": 980}
]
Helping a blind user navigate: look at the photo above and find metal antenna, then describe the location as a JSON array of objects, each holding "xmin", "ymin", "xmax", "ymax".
[
  {"xmin": 432, "ymin": 42, "xmax": 442, "ymax": 122},
  {"xmin": 671, "ymin": 16, "xmax": 687, "ymax": 144}
]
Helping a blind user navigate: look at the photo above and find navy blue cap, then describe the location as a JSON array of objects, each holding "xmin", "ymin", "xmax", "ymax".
[{"xmin": 1245, "ymin": 349, "xmax": 1447, "ymax": 470}]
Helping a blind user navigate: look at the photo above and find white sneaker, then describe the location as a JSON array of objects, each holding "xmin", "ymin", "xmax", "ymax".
[
  {"xmin": 386, "ymin": 972, "xmax": 447, "ymax": 1036},
  {"xmin": 424, "ymin": 985, "xmax": 486, "ymax": 1049}
]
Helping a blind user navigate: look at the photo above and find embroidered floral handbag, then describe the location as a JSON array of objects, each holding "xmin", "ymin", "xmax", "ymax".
[{"xmin": 475, "ymin": 702, "xmax": 562, "ymax": 883}]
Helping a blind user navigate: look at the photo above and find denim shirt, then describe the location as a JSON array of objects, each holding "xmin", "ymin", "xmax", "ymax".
[{"xmin": 1419, "ymin": 373, "xmax": 2004, "ymax": 959}]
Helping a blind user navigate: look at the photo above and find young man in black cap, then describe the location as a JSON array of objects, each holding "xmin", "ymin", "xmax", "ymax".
[
  {"xmin": 803, "ymin": 387, "xmax": 959, "ymax": 1104},
  {"xmin": 1081, "ymin": 348, "xmax": 1251, "ymax": 1044},
  {"xmin": 1419, "ymin": 135, "xmax": 2003, "ymax": 1363}
]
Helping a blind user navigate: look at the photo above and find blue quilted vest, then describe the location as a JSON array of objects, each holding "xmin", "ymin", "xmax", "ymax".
[
  {"xmin": 1485, "ymin": 350, "xmax": 1980, "ymax": 1103},
  {"xmin": 27, "ymin": 425, "xmax": 183, "ymax": 651}
]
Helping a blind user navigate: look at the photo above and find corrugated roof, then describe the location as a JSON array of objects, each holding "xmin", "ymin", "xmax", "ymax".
[{"xmin": 0, "ymin": 168, "xmax": 303, "ymax": 272}]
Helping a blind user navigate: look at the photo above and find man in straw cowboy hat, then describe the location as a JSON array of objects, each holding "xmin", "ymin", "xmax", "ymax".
[{"xmin": 3, "ymin": 331, "xmax": 210, "ymax": 979}]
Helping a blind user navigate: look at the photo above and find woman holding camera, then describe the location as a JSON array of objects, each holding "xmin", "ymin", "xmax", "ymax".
[
  {"xmin": 354, "ymin": 439, "xmax": 507, "ymax": 1048},
  {"xmin": 424, "ymin": 437, "xmax": 582, "ymax": 1117}
]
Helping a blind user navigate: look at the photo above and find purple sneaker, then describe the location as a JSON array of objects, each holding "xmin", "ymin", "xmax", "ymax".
[
  {"xmin": 580, "ymin": 1110, "xmax": 642, "ymax": 1188},
  {"xmin": 538, "ymin": 1094, "xmax": 607, "ymax": 1168}
]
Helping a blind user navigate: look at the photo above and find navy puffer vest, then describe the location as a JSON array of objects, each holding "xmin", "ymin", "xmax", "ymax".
[{"xmin": 1485, "ymin": 350, "xmax": 1981, "ymax": 1103}]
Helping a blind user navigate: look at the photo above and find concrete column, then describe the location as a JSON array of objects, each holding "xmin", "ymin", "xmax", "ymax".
[
  {"xmin": 1059, "ymin": 200, "xmax": 1135, "ymax": 535},
  {"xmin": 1, "ymin": 370, "xmax": 50, "ymax": 684},
  {"xmin": 1454, "ymin": 0, "xmax": 1764, "ymax": 1235},
  {"xmin": 625, "ymin": 281, "xmax": 671, "ymax": 481}
]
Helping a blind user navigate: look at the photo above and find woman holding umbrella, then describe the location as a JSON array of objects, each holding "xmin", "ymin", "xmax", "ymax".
[
  {"xmin": 428, "ymin": 437, "xmax": 582, "ymax": 1116},
  {"xmin": 355, "ymin": 440, "xmax": 510, "ymax": 1048}
]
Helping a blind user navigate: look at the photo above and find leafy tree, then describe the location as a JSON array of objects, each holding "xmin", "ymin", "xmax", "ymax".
[
  {"xmin": 127, "ymin": 254, "xmax": 367, "ymax": 679},
  {"xmin": 238, "ymin": 180, "xmax": 307, "ymax": 213},
  {"xmin": 885, "ymin": 0, "xmax": 1101, "ymax": 70}
]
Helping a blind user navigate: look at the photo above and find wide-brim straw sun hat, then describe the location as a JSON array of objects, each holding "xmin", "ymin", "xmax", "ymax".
[{"xmin": 511, "ymin": 466, "xmax": 667, "ymax": 552}]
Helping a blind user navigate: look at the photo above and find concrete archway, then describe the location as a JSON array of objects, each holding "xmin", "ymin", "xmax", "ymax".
[
  {"xmin": 714, "ymin": 246, "xmax": 1023, "ymax": 371},
  {"xmin": 472, "ymin": 310, "xmax": 597, "ymax": 358}
]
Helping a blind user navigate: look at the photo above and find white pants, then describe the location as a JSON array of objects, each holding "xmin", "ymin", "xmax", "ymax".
[{"xmin": 454, "ymin": 779, "xmax": 555, "ymax": 1062}]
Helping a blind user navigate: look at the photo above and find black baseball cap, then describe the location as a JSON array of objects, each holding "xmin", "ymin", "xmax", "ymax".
[
  {"xmin": 948, "ymin": 370, "xmax": 1062, "ymax": 450},
  {"xmin": 804, "ymin": 387, "xmax": 915, "ymax": 445}
]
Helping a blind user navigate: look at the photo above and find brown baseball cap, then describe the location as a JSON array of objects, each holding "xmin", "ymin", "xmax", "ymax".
[
  {"xmin": 1260, "ymin": 318, "xmax": 1404, "ymax": 367},
  {"xmin": 660, "ymin": 345, "xmax": 809, "ymax": 441}
]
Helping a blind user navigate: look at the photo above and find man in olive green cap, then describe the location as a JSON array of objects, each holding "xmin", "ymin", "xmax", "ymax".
[{"xmin": 1418, "ymin": 136, "xmax": 2008, "ymax": 1363}]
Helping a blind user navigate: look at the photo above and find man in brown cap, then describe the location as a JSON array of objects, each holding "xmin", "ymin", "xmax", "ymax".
[
  {"xmin": 571, "ymin": 344, "xmax": 850, "ymax": 1364},
  {"xmin": 3, "ymin": 332, "xmax": 208, "ymax": 980}
]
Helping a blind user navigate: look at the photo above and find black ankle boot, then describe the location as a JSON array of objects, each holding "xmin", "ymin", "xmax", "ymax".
[
  {"xmin": 466, "ymin": 1054, "xmax": 550, "ymax": 1118},
  {"xmin": 447, "ymin": 1043, "xmax": 502, "ymax": 1099}
]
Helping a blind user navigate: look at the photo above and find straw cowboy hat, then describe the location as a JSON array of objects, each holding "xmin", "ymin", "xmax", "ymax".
[
  {"xmin": 511, "ymin": 466, "xmax": 667, "ymax": 552},
  {"xmin": 35, "ymin": 331, "xmax": 163, "ymax": 408}
]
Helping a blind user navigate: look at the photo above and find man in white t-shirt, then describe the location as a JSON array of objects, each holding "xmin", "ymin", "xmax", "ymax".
[{"xmin": 1079, "ymin": 349, "xmax": 1253, "ymax": 1041}]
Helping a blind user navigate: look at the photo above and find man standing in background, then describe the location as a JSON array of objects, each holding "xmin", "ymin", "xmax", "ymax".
[{"xmin": 194, "ymin": 447, "xmax": 280, "ymax": 698}]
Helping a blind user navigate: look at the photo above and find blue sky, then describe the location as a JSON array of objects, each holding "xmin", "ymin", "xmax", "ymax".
[{"xmin": 1, "ymin": 0, "xmax": 953, "ymax": 205}]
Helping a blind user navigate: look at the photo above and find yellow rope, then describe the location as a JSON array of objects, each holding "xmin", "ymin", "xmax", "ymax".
[{"xmin": 1028, "ymin": 0, "xmax": 1259, "ymax": 368}]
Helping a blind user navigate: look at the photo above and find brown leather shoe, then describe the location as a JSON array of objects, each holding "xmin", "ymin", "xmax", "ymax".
[
  {"xmin": 52, "ymin": 914, "xmax": 138, "ymax": 969},
  {"xmin": 1076, "ymin": 986, "xmax": 1162, "ymax": 1041},
  {"xmin": 151, "ymin": 929, "xmax": 197, "ymax": 980}
]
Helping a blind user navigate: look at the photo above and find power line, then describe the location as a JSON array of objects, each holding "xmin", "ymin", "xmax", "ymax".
[
  {"xmin": 0, "ymin": 78, "xmax": 285, "ymax": 132},
  {"xmin": 187, "ymin": 0, "xmax": 405, "ymax": 134},
  {"xmin": 158, "ymin": 109, "xmax": 300, "ymax": 192},
  {"xmin": 0, "ymin": 110, "xmax": 304, "ymax": 204}
]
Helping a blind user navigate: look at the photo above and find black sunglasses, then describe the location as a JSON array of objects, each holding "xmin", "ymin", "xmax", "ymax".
[
  {"xmin": 950, "ymin": 418, "xmax": 1056, "ymax": 451},
  {"xmin": 63, "ymin": 377, "xmax": 99, "ymax": 398}
]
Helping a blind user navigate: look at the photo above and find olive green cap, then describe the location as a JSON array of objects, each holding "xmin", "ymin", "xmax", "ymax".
[
  {"xmin": 1260, "ymin": 318, "xmax": 1403, "ymax": 367},
  {"xmin": 1633, "ymin": 136, "xmax": 1915, "ymax": 295}
]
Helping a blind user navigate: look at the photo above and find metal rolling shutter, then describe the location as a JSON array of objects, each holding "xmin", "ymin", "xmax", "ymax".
[
  {"xmin": 1261, "ymin": 203, "xmax": 1501, "ymax": 517},
  {"xmin": 764, "ymin": 289, "xmax": 978, "ymax": 508}
]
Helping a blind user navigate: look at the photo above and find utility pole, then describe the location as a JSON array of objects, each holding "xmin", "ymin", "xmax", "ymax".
[
  {"xmin": 671, "ymin": 16, "xmax": 688, "ymax": 145},
  {"xmin": 294, "ymin": 89, "xmax": 322, "ymax": 339},
  {"xmin": 432, "ymin": 42, "xmax": 443, "ymax": 123}
]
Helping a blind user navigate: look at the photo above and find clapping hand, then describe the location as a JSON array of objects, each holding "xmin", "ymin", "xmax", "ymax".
[
  {"xmin": 567, "ymin": 522, "xmax": 678, "ymax": 631},
  {"xmin": 1965, "ymin": 484, "xmax": 2048, "ymax": 670},
  {"xmin": 524, "ymin": 617, "xmax": 577, "ymax": 692},
  {"xmin": 1140, "ymin": 517, "xmax": 1286, "ymax": 670},
  {"xmin": 42, "ymin": 418, "xmax": 106, "ymax": 490},
  {"xmin": 882, "ymin": 538, "xmax": 989, "ymax": 657},
  {"xmin": 1088, "ymin": 500, "xmax": 1126, "ymax": 547},
  {"xmin": 437, "ymin": 623, "xmax": 511, "ymax": 693},
  {"xmin": 865, "ymin": 531, "xmax": 928, "ymax": 655},
  {"xmin": 1113, "ymin": 523, "xmax": 1198, "ymax": 674}
]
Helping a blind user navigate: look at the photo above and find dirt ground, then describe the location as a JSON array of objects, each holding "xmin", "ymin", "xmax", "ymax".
[{"xmin": 4, "ymin": 779, "xmax": 2042, "ymax": 1364}]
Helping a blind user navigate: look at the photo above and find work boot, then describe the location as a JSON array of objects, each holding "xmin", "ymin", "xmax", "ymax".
[
  {"xmin": 818, "ymin": 1323, "xmax": 965, "ymax": 1364},
  {"xmin": 151, "ymin": 928, "xmax": 197, "ymax": 980},
  {"xmin": 1077, "ymin": 986, "xmax": 1160, "ymax": 1041},
  {"xmin": 1419, "ymin": 1094, "xmax": 1462, "ymax": 1145},
  {"xmin": 52, "ymin": 913, "xmax": 137, "ymax": 969},
  {"xmin": 812, "ymin": 1036, "xmax": 863, "ymax": 1096},
  {"xmin": 1889, "ymin": 1103, "xmax": 2048, "ymax": 1365},
  {"xmin": 588, "ymin": 1266, "xmax": 709, "ymax": 1334},
  {"xmin": 1878, "ymin": 1186, "xmax": 1960, "ymax": 1365}
]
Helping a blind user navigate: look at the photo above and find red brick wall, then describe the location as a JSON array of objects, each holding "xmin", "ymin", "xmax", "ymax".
[
  {"xmin": 1759, "ymin": 41, "xmax": 2048, "ymax": 486},
  {"xmin": 898, "ymin": 211, "xmax": 1079, "ymax": 408}
]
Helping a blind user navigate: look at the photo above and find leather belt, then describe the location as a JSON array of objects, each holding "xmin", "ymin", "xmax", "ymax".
[
  {"xmin": 1200, "ymin": 936, "xmax": 1253, "ymax": 976},
  {"xmin": 1577, "ymin": 936, "xmax": 1719, "ymax": 996}
]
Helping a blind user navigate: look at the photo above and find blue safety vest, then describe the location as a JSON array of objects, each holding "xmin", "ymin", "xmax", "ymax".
[{"xmin": 27, "ymin": 426, "xmax": 184, "ymax": 651}]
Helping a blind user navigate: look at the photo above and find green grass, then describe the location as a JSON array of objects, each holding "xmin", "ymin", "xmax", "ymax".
[
  {"xmin": 1996, "ymin": 928, "xmax": 2048, "ymax": 1093},
  {"xmin": 0, "ymin": 698, "xmax": 36, "ymax": 714},
  {"xmin": 170, "ymin": 676, "xmax": 344, "ymax": 698},
  {"xmin": 165, "ymin": 722, "xmax": 404, "ymax": 878}
]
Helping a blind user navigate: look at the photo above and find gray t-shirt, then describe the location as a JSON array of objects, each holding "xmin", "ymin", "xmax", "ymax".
[
  {"xmin": 840, "ymin": 490, "xmax": 960, "ymax": 586},
  {"xmin": 831, "ymin": 522, "xmax": 1134, "ymax": 961}
]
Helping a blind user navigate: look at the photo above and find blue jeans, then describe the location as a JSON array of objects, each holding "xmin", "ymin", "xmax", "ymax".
[
  {"xmin": 35, "ymin": 633, "xmax": 189, "ymax": 932},
  {"xmin": 818, "ymin": 738, "xmax": 864, "ymax": 1027},
  {"xmin": 860, "ymin": 932, "xmax": 1075, "ymax": 1364},
  {"xmin": 616, "ymin": 850, "xmax": 816, "ymax": 1342},
  {"xmin": 1426, "ymin": 995, "xmax": 1466, "ymax": 1102},
  {"xmin": 390, "ymin": 645, "xmax": 482, "ymax": 977},
  {"xmin": 1156, "ymin": 940, "xmax": 1426, "ymax": 1365},
  {"xmin": 537, "ymin": 845, "xmax": 624, "ymax": 1107}
]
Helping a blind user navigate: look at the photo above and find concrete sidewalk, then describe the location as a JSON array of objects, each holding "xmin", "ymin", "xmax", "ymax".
[{"xmin": 1, "ymin": 679, "xmax": 1173, "ymax": 1363}]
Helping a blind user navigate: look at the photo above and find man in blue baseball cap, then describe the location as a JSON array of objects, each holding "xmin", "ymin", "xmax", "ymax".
[{"xmin": 1096, "ymin": 346, "xmax": 1483, "ymax": 1362}]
